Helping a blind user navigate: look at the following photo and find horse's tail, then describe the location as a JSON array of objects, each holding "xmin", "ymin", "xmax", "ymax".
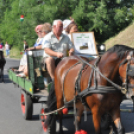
[{"xmin": 45, "ymin": 82, "xmax": 57, "ymax": 127}]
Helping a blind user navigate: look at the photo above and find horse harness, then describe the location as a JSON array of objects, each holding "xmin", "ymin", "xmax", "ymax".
[{"xmin": 63, "ymin": 54, "xmax": 134, "ymax": 108}]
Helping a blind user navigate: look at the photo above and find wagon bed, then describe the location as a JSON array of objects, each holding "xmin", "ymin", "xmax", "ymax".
[{"xmin": 8, "ymin": 67, "xmax": 49, "ymax": 98}]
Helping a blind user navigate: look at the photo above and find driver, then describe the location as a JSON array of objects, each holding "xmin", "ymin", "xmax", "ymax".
[{"xmin": 41, "ymin": 19, "xmax": 74, "ymax": 80}]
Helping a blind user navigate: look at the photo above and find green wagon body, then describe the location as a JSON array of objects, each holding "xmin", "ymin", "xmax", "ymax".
[{"xmin": 8, "ymin": 50, "xmax": 51, "ymax": 96}]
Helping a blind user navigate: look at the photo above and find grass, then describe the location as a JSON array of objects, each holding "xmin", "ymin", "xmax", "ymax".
[
  {"xmin": 4, "ymin": 47, "xmax": 23, "ymax": 59},
  {"xmin": 104, "ymin": 22, "xmax": 134, "ymax": 50}
]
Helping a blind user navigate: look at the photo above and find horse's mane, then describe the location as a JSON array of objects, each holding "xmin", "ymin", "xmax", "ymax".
[{"xmin": 107, "ymin": 44, "xmax": 134, "ymax": 59}]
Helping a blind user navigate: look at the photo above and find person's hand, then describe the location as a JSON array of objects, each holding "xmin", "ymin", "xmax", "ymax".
[
  {"xmin": 57, "ymin": 52, "xmax": 64, "ymax": 58},
  {"xmin": 69, "ymin": 50, "xmax": 74, "ymax": 56},
  {"xmin": 70, "ymin": 16, "xmax": 75, "ymax": 23},
  {"xmin": 26, "ymin": 47, "xmax": 34, "ymax": 51}
]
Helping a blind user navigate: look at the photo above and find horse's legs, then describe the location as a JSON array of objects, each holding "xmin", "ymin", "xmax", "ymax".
[
  {"xmin": 92, "ymin": 108, "xmax": 102, "ymax": 134},
  {"xmin": 74, "ymin": 107, "xmax": 83, "ymax": 131},
  {"xmin": 57, "ymin": 98, "xmax": 64, "ymax": 134},
  {"xmin": 1, "ymin": 67, "xmax": 4, "ymax": 82},
  {"xmin": 0, "ymin": 68, "xmax": 1, "ymax": 79},
  {"xmin": 57, "ymin": 110, "xmax": 63, "ymax": 134},
  {"xmin": 112, "ymin": 108, "xmax": 125, "ymax": 134}
]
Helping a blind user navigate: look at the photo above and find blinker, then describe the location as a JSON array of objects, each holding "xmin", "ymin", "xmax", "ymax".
[{"xmin": 128, "ymin": 65, "xmax": 134, "ymax": 77}]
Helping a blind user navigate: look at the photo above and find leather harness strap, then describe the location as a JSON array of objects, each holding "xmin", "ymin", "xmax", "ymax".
[
  {"xmin": 75, "ymin": 63, "xmax": 87, "ymax": 93},
  {"xmin": 62, "ymin": 61, "xmax": 81, "ymax": 103},
  {"xmin": 63, "ymin": 54, "xmax": 132, "ymax": 107}
]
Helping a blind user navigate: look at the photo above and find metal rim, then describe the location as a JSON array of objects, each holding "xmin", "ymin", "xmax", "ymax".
[
  {"xmin": 21, "ymin": 93, "xmax": 25, "ymax": 114},
  {"xmin": 40, "ymin": 108, "xmax": 47, "ymax": 132}
]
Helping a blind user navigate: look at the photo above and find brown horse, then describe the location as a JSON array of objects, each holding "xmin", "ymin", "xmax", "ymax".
[{"xmin": 45, "ymin": 45, "xmax": 134, "ymax": 134}]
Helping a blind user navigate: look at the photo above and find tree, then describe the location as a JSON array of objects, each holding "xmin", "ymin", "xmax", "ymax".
[{"xmin": 0, "ymin": 0, "xmax": 134, "ymax": 48}]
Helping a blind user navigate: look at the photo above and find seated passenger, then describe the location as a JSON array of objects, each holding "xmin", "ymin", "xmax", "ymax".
[
  {"xmin": 14, "ymin": 23, "xmax": 52, "ymax": 77},
  {"xmin": 63, "ymin": 17, "xmax": 78, "ymax": 40},
  {"xmin": 23, "ymin": 23, "xmax": 52, "ymax": 77},
  {"xmin": 13, "ymin": 24, "xmax": 43, "ymax": 73},
  {"xmin": 27, "ymin": 23, "xmax": 52, "ymax": 51},
  {"xmin": 41, "ymin": 19, "xmax": 74, "ymax": 80}
]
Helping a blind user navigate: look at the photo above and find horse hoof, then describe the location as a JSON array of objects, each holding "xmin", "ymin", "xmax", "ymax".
[
  {"xmin": 75, "ymin": 130, "xmax": 88, "ymax": 134},
  {"xmin": 80, "ymin": 130, "xmax": 88, "ymax": 134},
  {"xmin": 62, "ymin": 108, "xmax": 68, "ymax": 114},
  {"xmin": 75, "ymin": 131, "xmax": 81, "ymax": 134}
]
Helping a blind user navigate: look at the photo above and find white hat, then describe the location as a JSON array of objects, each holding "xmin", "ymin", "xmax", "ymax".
[{"xmin": 63, "ymin": 19, "xmax": 71, "ymax": 29}]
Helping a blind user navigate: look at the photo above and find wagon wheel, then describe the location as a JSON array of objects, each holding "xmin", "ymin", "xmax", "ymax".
[
  {"xmin": 40, "ymin": 108, "xmax": 56, "ymax": 134},
  {"xmin": 20, "ymin": 90, "xmax": 33, "ymax": 120},
  {"xmin": 101, "ymin": 114, "xmax": 112, "ymax": 130}
]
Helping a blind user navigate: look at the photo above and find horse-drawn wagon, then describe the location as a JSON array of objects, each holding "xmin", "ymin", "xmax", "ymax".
[{"xmin": 7, "ymin": 43, "xmax": 114, "ymax": 133}]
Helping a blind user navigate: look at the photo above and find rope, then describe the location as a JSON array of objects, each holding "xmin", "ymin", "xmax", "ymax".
[{"xmin": 41, "ymin": 106, "xmax": 65, "ymax": 116}]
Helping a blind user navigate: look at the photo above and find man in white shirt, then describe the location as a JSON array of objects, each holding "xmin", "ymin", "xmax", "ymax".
[{"xmin": 42, "ymin": 19, "xmax": 74, "ymax": 80}]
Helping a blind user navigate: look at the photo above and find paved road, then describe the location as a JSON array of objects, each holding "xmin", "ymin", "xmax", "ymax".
[{"xmin": 0, "ymin": 58, "xmax": 134, "ymax": 134}]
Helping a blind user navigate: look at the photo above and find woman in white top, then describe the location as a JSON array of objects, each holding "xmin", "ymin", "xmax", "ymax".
[
  {"xmin": 5, "ymin": 42, "xmax": 10, "ymax": 57},
  {"xmin": 63, "ymin": 18, "xmax": 78, "ymax": 40}
]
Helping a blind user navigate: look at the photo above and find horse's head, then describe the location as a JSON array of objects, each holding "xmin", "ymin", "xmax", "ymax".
[{"xmin": 119, "ymin": 51, "xmax": 134, "ymax": 99}]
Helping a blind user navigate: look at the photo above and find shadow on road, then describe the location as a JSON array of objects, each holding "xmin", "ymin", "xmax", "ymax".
[
  {"xmin": 32, "ymin": 114, "xmax": 40, "ymax": 121},
  {"xmin": 0, "ymin": 74, "xmax": 12, "ymax": 83}
]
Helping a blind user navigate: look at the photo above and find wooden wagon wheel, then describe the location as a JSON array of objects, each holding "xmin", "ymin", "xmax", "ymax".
[
  {"xmin": 20, "ymin": 89, "xmax": 33, "ymax": 120},
  {"xmin": 40, "ymin": 108, "xmax": 56, "ymax": 134}
]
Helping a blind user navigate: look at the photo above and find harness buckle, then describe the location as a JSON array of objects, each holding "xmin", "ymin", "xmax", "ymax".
[
  {"xmin": 121, "ymin": 88, "xmax": 127, "ymax": 94},
  {"xmin": 122, "ymin": 83, "xmax": 127, "ymax": 87}
]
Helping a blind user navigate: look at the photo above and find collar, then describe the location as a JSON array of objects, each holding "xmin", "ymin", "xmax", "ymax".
[{"xmin": 51, "ymin": 31, "xmax": 64, "ymax": 41}]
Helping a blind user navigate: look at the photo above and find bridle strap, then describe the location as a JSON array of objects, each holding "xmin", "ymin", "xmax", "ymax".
[
  {"xmin": 120, "ymin": 51, "xmax": 134, "ymax": 90},
  {"xmin": 119, "ymin": 59, "xmax": 127, "ymax": 67}
]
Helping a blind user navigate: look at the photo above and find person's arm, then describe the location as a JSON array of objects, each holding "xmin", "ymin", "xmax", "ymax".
[
  {"xmin": 44, "ymin": 48, "xmax": 63, "ymax": 58},
  {"xmin": 35, "ymin": 45, "xmax": 42, "ymax": 50},
  {"xmin": 69, "ymin": 48, "xmax": 74, "ymax": 56},
  {"xmin": 26, "ymin": 45, "xmax": 42, "ymax": 51},
  {"xmin": 68, "ymin": 37, "xmax": 74, "ymax": 56},
  {"xmin": 42, "ymin": 35, "xmax": 64, "ymax": 58}
]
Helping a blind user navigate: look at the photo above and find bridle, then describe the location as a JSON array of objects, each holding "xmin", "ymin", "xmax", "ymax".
[{"xmin": 119, "ymin": 51, "xmax": 134, "ymax": 92}]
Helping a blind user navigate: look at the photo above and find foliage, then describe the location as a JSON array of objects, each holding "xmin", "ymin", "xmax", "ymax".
[{"xmin": 0, "ymin": 0, "xmax": 134, "ymax": 50}]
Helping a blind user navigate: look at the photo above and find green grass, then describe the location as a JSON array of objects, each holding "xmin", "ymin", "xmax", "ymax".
[
  {"xmin": 4, "ymin": 47, "xmax": 23, "ymax": 59},
  {"xmin": 104, "ymin": 22, "xmax": 134, "ymax": 50}
]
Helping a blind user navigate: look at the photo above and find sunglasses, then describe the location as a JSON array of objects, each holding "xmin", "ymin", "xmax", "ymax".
[{"xmin": 36, "ymin": 31, "xmax": 43, "ymax": 33}]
